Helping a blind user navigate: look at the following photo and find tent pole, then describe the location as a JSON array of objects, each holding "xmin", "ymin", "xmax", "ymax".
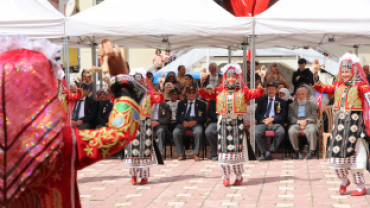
[
  {"xmin": 206, "ymin": 48, "xmax": 210, "ymax": 73},
  {"xmin": 228, "ymin": 47, "xmax": 231, "ymax": 63},
  {"xmin": 64, "ymin": 37, "xmax": 70, "ymax": 87},
  {"xmin": 91, "ymin": 37, "xmax": 97, "ymax": 98},
  {"xmin": 250, "ymin": 35, "xmax": 256, "ymax": 154}
]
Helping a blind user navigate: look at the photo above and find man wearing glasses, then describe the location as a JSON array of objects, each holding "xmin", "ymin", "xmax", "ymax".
[{"xmin": 173, "ymin": 86, "xmax": 206, "ymax": 162}]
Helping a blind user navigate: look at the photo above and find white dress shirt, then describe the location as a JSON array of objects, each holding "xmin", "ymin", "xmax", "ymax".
[
  {"xmin": 265, "ymin": 96, "xmax": 275, "ymax": 118},
  {"xmin": 77, "ymin": 96, "xmax": 86, "ymax": 120},
  {"xmin": 186, "ymin": 100, "xmax": 196, "ymax": 117}
]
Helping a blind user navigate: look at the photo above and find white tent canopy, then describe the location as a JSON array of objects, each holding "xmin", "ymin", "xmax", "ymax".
[
  {"xmin": 64, "ymin": 0, "xmax": 253, "ymax": 49},
  {"xmin": 0, "ymin": 0, "xmax": 65, "ymax": 38},
  {"xmin": 254, "ymin": 0, "xmax": 370, "ymax": 48}
]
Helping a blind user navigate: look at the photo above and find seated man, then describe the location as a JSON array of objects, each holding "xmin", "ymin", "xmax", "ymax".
[
  {"xmin": 205, "ymin": 94, "xmax": 218, "ymax": 161},
  {"xmin": 72, "ymin": 84, "xmax": 98, "ymax": 130},
  {"xmin": 173, "ymin": 86, "xmax": 206, "ymax": 162},
  {"xmin": 152, "ymin": 100, "xmax": 172, "ymax": 157},
  {"xmin": 166, "ymin": 89, "xmax": 179, "ymax": 130},
  {"xmin": 255, "ymin": 82, "xmax": 287, "ymax": 160},
  {"xmin": 96, "ymin": 89, "xmax": 113, "ymax": 129},
  {"xmin": 288, "ymin": 87, "xmax": 318, "ymax": 159}
]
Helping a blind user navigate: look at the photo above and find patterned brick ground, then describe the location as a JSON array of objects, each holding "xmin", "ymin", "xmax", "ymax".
[{"xmin": 78, "ymin": 149, "xmax": 370, "ymax": 208}]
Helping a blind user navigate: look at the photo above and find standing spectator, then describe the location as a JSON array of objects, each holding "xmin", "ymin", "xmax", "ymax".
[
  {"xmin": 255, "ymin": 82, "xmax": 287, "ymax": 160},
  {"xmin": 292, "ymin": 58, "xmax": 313, "ymax": 92},
  {"xmin": 167, "ymin": 89, "xmax": 180, "ymax": 130},
  {"xmin": 173, "ymin": 86, "xmax": 206, "ymax": 162},
  {"xmin": 265, "ymin": 62, "xmax": 290, "ymax": 89},
  {"xmin": 152, "ymin": 101, "xmax": 172, "ymax": 157},
  {"xmin": 204, "ymin": 88, "xmax": 218, "ymax": 161},
  {"xmin": 96, "ymin": 90, "xmax": 113, "ymax": 129},
  {"xmin": 181, "ymin": 74, "xmax": 197, "ymax": 100},
  {"xmin": 202, "ymin": 63, "xmax": 222, "ymax": 88},
  {"xmin": 153, "ymin": 49, "xmax": 165, "ymax": 70},
  {"xmin": 246, "ymin": 61, "xmax": 261, "ymax": 87},
  {"xmin": 287, "ymin": 88, "xmax": 318, "ymax": 159},
  {"xmin": 164, "ymin": 50, "xmax": 176, "ymax": 66},
  {"xmin": 71, "ymin": 84, "xmax": 98, "ymax": 130},
  {"xmin": 177, "ymin": 65, "xmax": 186, "ymax": 88}
]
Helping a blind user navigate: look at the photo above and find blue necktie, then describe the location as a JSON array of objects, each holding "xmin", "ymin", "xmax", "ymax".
[
  {"xmin": 265, "ymin": 99, "xmax": 273, "ymax": 118},
  {"xmin": 72, "ymin": 100, "xmax": 82, "ymax": 121}
]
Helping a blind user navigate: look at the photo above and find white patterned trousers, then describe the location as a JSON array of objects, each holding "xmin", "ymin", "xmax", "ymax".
[
  {"xmin": 220, "ymin": 164, "xmax": 244, "ymax": 177},
  {"xmin": 129, "ymin": 167, "xmax": 150, "ymax": 179},
  {"xmin": 335, "ymin": 168, "xmax": 365, "ymax": 185}
]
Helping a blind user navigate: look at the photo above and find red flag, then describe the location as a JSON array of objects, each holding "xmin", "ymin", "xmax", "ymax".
[
  {"xmin": 253, "ymin": 0, "xmax": 270, "ymax": 16},
  {"xmin": 229, "ymin": 0, "xmax": 256, "ymax": 17},
  {"xmin": 247, "ymin": 49, "xmax": 251, "ymax": 61}
]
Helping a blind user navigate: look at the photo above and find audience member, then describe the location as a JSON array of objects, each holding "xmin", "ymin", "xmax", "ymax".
[
  {"xmin": 288, "ymin": 88, "xmax": 318, "ymax": 159},
  {"xmin": 167, "ymin": 89, "xmax": 180, "ymax": 130},
  {"xmin": 147, "ymin": 71, "xmax": 154, "ymax": 83},
  {"xmin": 164, "ymin": 50, "xmax": 176, "ymax": 66},
  {"xmin": 72, "ymin": 84, "xmax": 98, "ymax": 130},
  {"xmin": 96, "ymin": 90, "xmax": 113, "ymax": 129},
  {"xmin": 292, "ymin": 58, "xmax": 313, "ymax": 92},
  {"xmin": 204, "ymin": 88, "xmax": 218, "ymax": 161},
  {"xmin": 246, "ymin": 61, "xmax": 261, "ymax": 87},
  {"xmin": 255, "ymin": 82, "xmax": 287, "ymax": 160},
  {"xmin": 173, "ymin": 86, "xmax": 206, "ymax": 162},
  {"xmin": 152, "ymin": 100, "xmax": 172, "ymax": 157},
  {"xmin": 164, "ymin": 71, "xmax": 181, "ymax": 94},
  {"xmin": 153, "ymin": 49, "xmax": 165, "ymax": 70},
  {"xmin": 300, "ymin": 83, "xmax": 317, "ymax": 104},
  {"xmin": 265, "ymin": 62, "xmax": 290, "ymax": 89},
  {"xmin": 279, "ymin": 88, "xmax": 294, "ymax": 113},
  {"xmin": 181, "ymin": 74, "xmax": 197, "ymax": 99},
  {"xmin": 202, "ymin": 63, "xmax": 222, "ymax": 88},
  {"xmin": 164, "ymin": 82, "xmax": 175, "ymax": 101},
  {"xmin": 177, "ymin": 65, "xmax": 186, "ymax": 88}
]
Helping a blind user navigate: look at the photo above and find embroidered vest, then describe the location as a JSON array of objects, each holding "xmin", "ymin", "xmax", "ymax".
[
  {"xmin": 216, "ymin": 88, "xmax": 247, "ymax": 114},
  {"xmin": 333, "ymin": 84, "xmax": 362, "ymax": 111}
]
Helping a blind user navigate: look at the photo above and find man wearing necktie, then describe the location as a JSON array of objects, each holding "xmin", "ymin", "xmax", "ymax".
[
  {"xmin": 71, "ymin": 84, "xmax": 98, "ymax": 130},
  {"xmin": 255, "ymin": 82, "xmax": 287, "ymax": 160},
  {"xmin": 173, "ymin": 86, "xmax": 206, "ymax": 162}
]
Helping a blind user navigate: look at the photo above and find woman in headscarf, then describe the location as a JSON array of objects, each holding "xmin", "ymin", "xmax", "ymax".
[
  {"xmin": 199, "ymin": 63, "xmax": 264, "ymax": 186},
  {"xmin": 162, "ymin": 71, "xmax": 181, "ymax": 94},
  {"xmin": 164, "ymin": 82, "xmax": 175, "ymax": 101},
  {"xmin": 279, "ymin": 88, "xmax": 294, "ymax": 123},
  {"xmin": 313, "ymin": 53, "xmax": 370, "ymax": 196}
]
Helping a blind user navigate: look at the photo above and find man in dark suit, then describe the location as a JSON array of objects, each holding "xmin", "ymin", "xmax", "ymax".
[
  {"xmin": 201, "ymin": 63, "xmax": 222, "ymax": 88},
  {"xmin": 173, "ymin": 86, "xmax": 206, "ymax": 162},
  {"xmin": 96, "ymin": 90, "xmax": 113, "ymax": 129},
  {"xmin": 71, "ymin": 84, "xmax": 98, "ymax": 130},
  {"xmin": 204, "ymin": 88, "xmax": 218, "ymax": 161},
  {"xmin": 255, "ymin": 82, "xmax": 287, "ymax": 160},
  {"xmin": 152, "ymin": 101, "xmax": 172, "ymax": 156}
]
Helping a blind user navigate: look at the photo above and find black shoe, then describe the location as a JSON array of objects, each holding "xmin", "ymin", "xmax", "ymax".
[
  {"xmin": 296, "ymin": 151, "xmax": 303, "ymax": 159},
  {"xmin": 258, "ymin": 155, "xmax": 273, "ymax": 161},
  {"xmin": 305, "ymin": 151, "xmax": 313, "ymax": 159},
  {"xmin": 211, "ymin": 156, "xmax": 218, "ymax": 161}
]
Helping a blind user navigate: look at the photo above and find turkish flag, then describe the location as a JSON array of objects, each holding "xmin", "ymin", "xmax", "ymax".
[
  {"xmin": 229, "ymin": 0, "xmax": 256, "ymax": 17},
  {"xmin": 253, "ymin": 0, "xmax": 271, "ymax": 16}
]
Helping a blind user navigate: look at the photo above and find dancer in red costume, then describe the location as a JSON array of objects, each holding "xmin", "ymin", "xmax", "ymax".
[
  {"xmin": 313, "ymin": 53, "xmax": 370, "ymax": 196},
  {"xmin": 199, "ymin": 63, "xmax": 264, "ymax": 186},
  {"xmin": 0, "ymin": 35, "xmax": 146, "ymax": 208}
]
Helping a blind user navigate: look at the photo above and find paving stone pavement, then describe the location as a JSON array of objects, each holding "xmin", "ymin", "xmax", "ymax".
[{"xmin": 78, "ymin": 150, "xmax": 370, "ymax": 208}]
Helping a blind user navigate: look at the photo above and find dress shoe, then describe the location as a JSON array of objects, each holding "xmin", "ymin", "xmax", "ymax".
[
  {"xmin": 223, "ymin": 178, "xmax": 230, "ymax": 186},
  {"xmin": 258, "ymin": 155, "xmax": 273, "ymax": 161},
  {"xmin": 351, "ymin": 188, "xmax": 367, "ymax": 196},
  {"xmin": 211, "ymin": 156, "xmax": 218, "ymax": 161},
  {"xmin": 194, "ymin": 154, "xmax": 201, "ymax": 162},
  {"xmin": 339, "ymin": 179, "xmax": 350, "ymax": 195},
  {"xmin": 305, "ymin": 151, "xmax": 313, "ymax": 159},
  {"xmin": 131, "ymin": 176, "xmax": 137, "ymax": 184},
  {"xmin": 233, "ymin": 177, "xmax": 243, "ymax": 185},
  {"xmin": 140, "ymin": 178, "xmax": 148, "ymax": 185},
  {"xmin": 296, "ymin": 151, "xmax": 303, "ymax": 159},
  {"xmin": 178, "ymin": 155, "xmax": 186, "ymax": 161}
]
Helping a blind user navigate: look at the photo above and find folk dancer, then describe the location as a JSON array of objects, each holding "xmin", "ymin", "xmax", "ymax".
[
  {"xmin": 199, "ymin": 63, "xmax": 264, "ymax": 186},
  {"xmin": 125, "ymin": 68, "xmax": 165, "ymax": 185},
  {"xmin": 313, "ymin": 53, "xmax": 370, "ymax": 196}
]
